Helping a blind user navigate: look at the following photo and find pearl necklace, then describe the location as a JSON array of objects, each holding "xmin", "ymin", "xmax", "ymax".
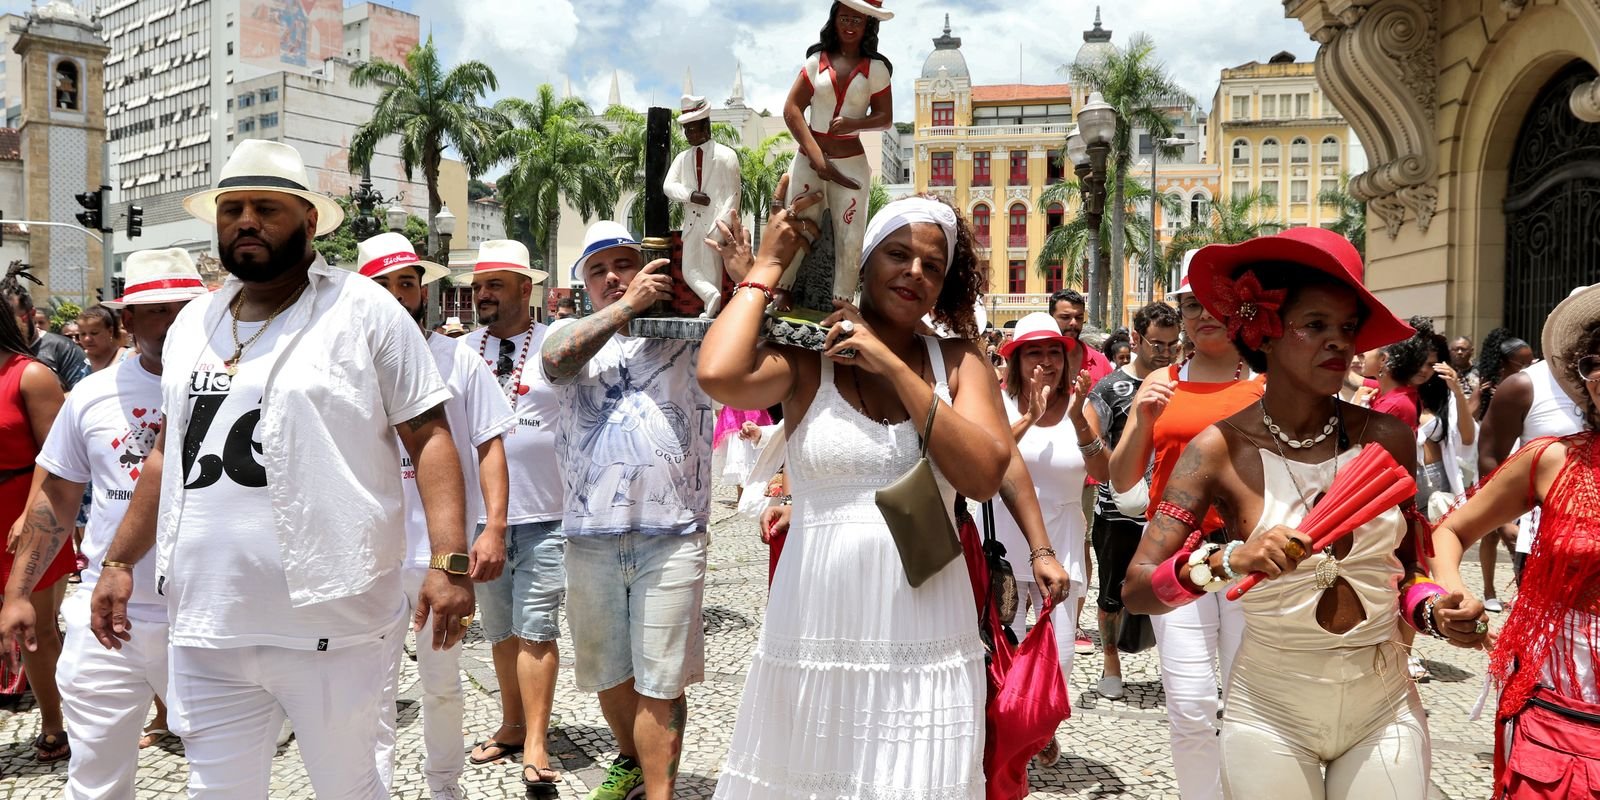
[
  {"xmin": 1261, "ymin": 402, "xmax": 1338, "ymax": 449},
  {"xmin": 479, "ymin": 325, "xmax": 534, "ymax": 403}
]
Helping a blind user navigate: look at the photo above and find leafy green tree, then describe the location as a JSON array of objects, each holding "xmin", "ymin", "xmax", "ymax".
[
  {"xmin": 1036, "ymin": 174, "xmax": 1155, "ymax": 291},
  {"xmin": 491, "ymin": 86, "xmax": 615, "ymax": 276},
  {"xmin": 49, "ymin": 301, "xmax": 82, "ymax": 331},
  {"xmin": 1067, "ymin": 33, "xmax": 1191, "ymax": 325},
  {"xmin": 1317, "ymin": 172, "xmax": 1367, "ymax": 255},
  {"xmin": 602, "ymin": 105, "xmax": 740, "ymax": 234},
  {"xmin": 868, "ymin": 179, "xmax": 892, "ymax": 222},
  {"xmin": 349, "ymin": 36, "xmax": 499, "ymax": 255},
  {"xmin": 313, "ymin": 196, "xmax": 429, "ymax": 267},
  {"xmin": 1162, "ymin": 190, "xmax": 1282, "ymax": 271},
  {"xmin": 734, "ymin": 132, "xmax": 794, "ymax": 247}
]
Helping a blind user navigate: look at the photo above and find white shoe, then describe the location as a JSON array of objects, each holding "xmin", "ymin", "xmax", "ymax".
[
  {"xmin": 1408, "ymin": 656, "xmax": 1431, "ymax": 683},
  {"xmin": 1097, "ymin": 675, "xmax": 1124, "ymax": 699},
  {"xmin": 275, "ymin": 720, "xmax": 294, "ymax": 747},
  {"xmin": 1484, "ymin": 598, "xmax": 1505, "ymax": 613}
]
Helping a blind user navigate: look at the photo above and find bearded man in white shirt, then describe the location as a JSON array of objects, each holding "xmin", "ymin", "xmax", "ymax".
[
  {"xmin": 87, "ymin": 140, "xmax": 475, "ymax": 798},
  {"xmin": 1, "ymin": 248, "xmax": 206, "ymax": 799}
]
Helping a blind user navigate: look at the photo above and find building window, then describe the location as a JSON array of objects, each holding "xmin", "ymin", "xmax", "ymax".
[
  {"xmin": 1009, "ymin": 260, "xmax": 1026, "ymax": 294},
  {"xmin": 972, "ymin": 204, "xmax": 990, "ymax": 247},
  {"xmin": 973, "ymin": 152, "xmax": 991, "ymax": 184},
  {"xmin": 1261, "ymin": 95, "xmax": 1276, "ymax": 119},
  {"xmin": 932, "ymin": 101, "xmax": 954, "ymax": 127},
  {"xmin": 1290, "ymin": 137, "xmax": 1309, "ymax": 164},
  {"xmin": 260, "ymin": 86, "xmax": 278, "ymax": 103},
  {"xmin": 54, "ymin": 60, "xmax": 79, "ymax": 110},
  {"xmin": 1321, "ymin": 136, "xmax": 1340, "ymax": 163},
  {"xmin": 1008, "ymin": 203, "xmax": 1028, "ymax": 247},
  {"xmin": 239, "ymin": 93, "xmax": 254, "ymax": 108},
  {"xmin": 931, "ymin": 152, "xmax": 954, "ymax": 186},
  {"xmin": 1231, "ymin": 138, "xmax": 1251, "ymax": 165},
  {"xmin": 1231, "ymin": 95, "xmax": 1249, "ymax": 121},
  {"xmin": 226, "ymin": 41, "xmax": 234, "ymax": 55},
  {"xmin": 1009, "ymin": 151, "xmax": 1028, "ymax": 185},
  {"xmin": 1232, "ymin": 180, "xmax": 1251, "ymax": 198},
  {"xmin": 1045, "ymin": 263, "xmax": 1064, "ymax": 292},
  {"xmin": 1046, "ymin": 149, "xmax": 1064, "ymax": 184},
  {"xmin": 260, "ymin": 112, "xmax": 279, "ymax": 128},
  {"xmin": 1190, "ymin": 196, "xmax": 1210, "ymax": 225},
  {"xmin": 1290, "ymin": 180, "xmax": 1308, "ymax": 204},
  {"xmin": 1261, "ymin": 180, "xmax": 1280, "ymax": 202},
  {"xmin": 1139, "ymin": 133, "xmax": 1153, "ymax": 156},
  {"xmin": 239, "ymin": 118, "xmax": 255, "ymax": 133},
  {"xmin": 1296, "ymin": 93, "xmax": 1311, "ymax": 118},
  {"xmin": 1320, "ymin": 178, "xmax": 1339, "ymax": 199},
  {"xmin": 1046, "ymin": 203, "xmax": 1065, "ymax": 232},
  {"xmin": 1261, "ymin": 138, "xmax": 1280, "ymax": 165}
]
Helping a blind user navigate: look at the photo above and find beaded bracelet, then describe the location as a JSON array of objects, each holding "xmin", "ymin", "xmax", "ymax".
[
  {"xmin": 1154, "ymin": 501, "xmax": 1199, "ymax": 531},
  {"xmin": 1419, "ymin": 595, "xmax": 1449, "ymax": 640},
  {"xmin": 1219, "ymin": 540, "xmax": 1243, "ymax": 581},
  {"xmin": 734, "ymin": 281, "xmax": 774, "ymax": 303},
  {"xmin": 1028, "ymin": 546, "xmax": 1057, "ymax": 563}
]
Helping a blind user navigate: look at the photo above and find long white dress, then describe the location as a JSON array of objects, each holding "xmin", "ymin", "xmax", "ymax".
[{"xmin": 715, "ymin": 336, "xmax": 987, "ymax": 799}]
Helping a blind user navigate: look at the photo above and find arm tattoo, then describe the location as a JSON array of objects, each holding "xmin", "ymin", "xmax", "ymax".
[
  {"xmin": 541, "ymin": 302, "xmax": 636, "ymax": 383},
  {"xmin": 404, "ymin": 404, "xmax": 445, "ymax": 433},
  {"xmin": 16, "ymin": 499, "xmax": 67, "ymax": 596}
]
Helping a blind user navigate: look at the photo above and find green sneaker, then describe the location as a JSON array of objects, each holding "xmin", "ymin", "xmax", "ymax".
[{"xmin": 586, "ymin": 755, "xmax": 644, "ymax": 800}]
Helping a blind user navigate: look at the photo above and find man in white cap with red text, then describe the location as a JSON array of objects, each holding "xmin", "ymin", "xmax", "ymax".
[
  {"xmin": 458, "ymin": 239, "xmax": 568, "ymax": 795},
  {"xmin": 663, "ymin": 94, "xmax": 740, "ymax": 316},
  {"xmin": 542, "ymin": 221, "xmax": 713, "ymax": 800},
  {"xmin": 86, "ymin": 139, "xmax": 474, "ymax": 798},
  {"xmin": 357, "ymin": 232, "xmax": 516, "ymax": 799},
  {"xmin": 0, "ymin": 249, "xmax": 207, "ymax": 798}
]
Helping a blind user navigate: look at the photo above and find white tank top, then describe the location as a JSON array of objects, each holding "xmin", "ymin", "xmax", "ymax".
[
  {"xmin": 993, "ymin": 393, "xmax": 1089, "ymax": 594},
  {"xmin": 1523, "ymin": 360, "xmax": 1584, "ymax": 442}
]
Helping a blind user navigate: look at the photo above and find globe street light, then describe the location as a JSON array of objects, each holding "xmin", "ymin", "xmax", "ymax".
[
  {"xmin": 1073, "ymin": 92, "xmax": 1119, "ymax": 325},
  {"xmin": 1149, "ymin": 136, "xmax": 1200, "ymax": 302},
  {"xmin": 429, "ymin": 205, "xmax": 457, "ymax": 328},
  {"xmin": 385, "ymin": 206, "xmax": 408, "ymax": 233}
]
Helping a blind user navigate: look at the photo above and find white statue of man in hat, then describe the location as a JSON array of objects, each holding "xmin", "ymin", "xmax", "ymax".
[{"xmin": 663, "ymin": 94, "xmax": 740, "ymax": 317}]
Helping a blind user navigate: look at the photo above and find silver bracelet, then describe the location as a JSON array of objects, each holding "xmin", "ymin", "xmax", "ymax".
[{"xmin": 1077, "ymin": 438, "xmax": 1105, "ymax": 457}]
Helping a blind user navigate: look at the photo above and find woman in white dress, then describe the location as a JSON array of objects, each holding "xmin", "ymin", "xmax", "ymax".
[{"xmin": 699, "ymin": 192, "xmax": 1069, "ymax": 797}]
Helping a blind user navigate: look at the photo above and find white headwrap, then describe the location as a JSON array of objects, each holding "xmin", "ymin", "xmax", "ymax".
[{"xmin": 861, "ymin": 197, "xmax": 959, "ymax": 272}]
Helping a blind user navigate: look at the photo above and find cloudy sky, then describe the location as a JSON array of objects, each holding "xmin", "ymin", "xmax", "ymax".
[{"xmin": 14, "ymin": 1, "xmax": 1320, "ymax": 119}]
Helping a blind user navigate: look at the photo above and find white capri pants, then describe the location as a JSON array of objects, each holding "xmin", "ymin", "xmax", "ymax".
[
  {"xmin": 57, "ymin": 610, "xmax": 169, "ymax": 800},
  {"xmin": 779, "ymin": 152, "xmax": 873, "ymax": 305},
  {"xmin": 1151, "ymin": 591, "xmax": 1246, "ymax": 800},
  {"xmin": 376, "ymin": 567, "xmax": 467, "ymax": 796}
]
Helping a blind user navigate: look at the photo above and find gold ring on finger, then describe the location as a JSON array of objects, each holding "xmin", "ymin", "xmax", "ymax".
[
  {"xmin": 459, "ymin": 616, "xmax": 474, "ymax": 628},
  {"xmin": 1283, "ymin": 538, "xmax": 1307, "ymax": 561}
]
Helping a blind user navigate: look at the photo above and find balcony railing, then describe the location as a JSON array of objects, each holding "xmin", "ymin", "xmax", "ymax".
[
  {"xmin": 1008, "ymin": 234, "xmax": 1028, "ymax": 247},
  {"xmin": 930, "ymin": 176, "xmax": 954, "ymax": 187},
  {"xmin": 975, "ymin": 235, "xmax": 991, "ymax": 249},
  {"xmin": 1008, "ymin": 172, "xmax": 1029, "ymax": 186},
  {"xmin": 988, "ymin": 293, "xmax": 1052, "ymax": 311},
  {"xmin": 920, "ymin": 123, "xmax": 1072, "ymax": 139}
]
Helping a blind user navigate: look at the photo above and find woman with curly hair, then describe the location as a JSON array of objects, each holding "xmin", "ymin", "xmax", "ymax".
[
  {"xmin": 1475, "ymin": 327, "xmax": 1535, "ymax": 422},
  {"xmin": 701, "ymin": 193, "xmax": 1064, "ymax": 796},
  {"xmin": 1431, "ymin": 285, "xmax": 1600, "ymax": 798}
]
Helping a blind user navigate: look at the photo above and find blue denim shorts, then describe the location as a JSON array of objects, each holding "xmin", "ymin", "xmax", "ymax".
[
  {"xmin": 564, "ymin": 532, "xmax": 707, "ymax": 700},
  {"xmin": 472, "ymin": 520, "xmax": 565, "ymax": 644}
]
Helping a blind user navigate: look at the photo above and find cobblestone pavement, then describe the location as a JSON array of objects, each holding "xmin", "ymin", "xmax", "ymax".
[{"xmin": 1, "ymin": 484, "xmax": 1505, "ymax": 798}]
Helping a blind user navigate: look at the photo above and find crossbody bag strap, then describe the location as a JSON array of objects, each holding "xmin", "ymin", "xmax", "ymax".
[{"xmin": 918, "ymin": 396, "xmax": 938, "ymax": 457}]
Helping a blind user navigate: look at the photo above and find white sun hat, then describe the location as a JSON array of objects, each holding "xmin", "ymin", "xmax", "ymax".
[
  {"xmin": 355, "ymin": 232, "xmax": 449, "ymax": 285},
  {"xmin": 571, "ymin": 221, "xmax": 642, "ymax": 281},
  {"xmin": 102, "ymin": 248, "xmax": 209, "ymax": 309},
  {"xmin": 678, "ymin": 94, "xmax": 711, "ymax": 125},
  {"xmin": 470, "ymin": 239, "xmax": 549, "ymax": 284},
  {"xmin": 839, "ymin": 0, "xmax": 893, "ymax": 20},
  {"xmin": 183, "ymin": 139, "xmax": 346, "ymax": 236}
]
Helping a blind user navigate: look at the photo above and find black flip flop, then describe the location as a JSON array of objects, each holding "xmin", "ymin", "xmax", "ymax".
[
  {"xmin": 468, "ymin": 739, "xmax": 524, "ymax": 765},
  {"xmin": 522, "ymin": 764, "xmax": 560, "ymax": 799}
]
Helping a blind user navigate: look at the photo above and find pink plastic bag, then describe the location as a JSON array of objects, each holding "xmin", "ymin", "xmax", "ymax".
[{"xmin": 985, "ymin": 598, "xmax": 1072, "ymax": 800}]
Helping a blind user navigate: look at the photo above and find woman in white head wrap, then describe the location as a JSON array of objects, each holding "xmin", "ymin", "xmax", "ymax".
[{"xmin": 698, "ymin": 194, "xmax": 1071, "ymax": 796}]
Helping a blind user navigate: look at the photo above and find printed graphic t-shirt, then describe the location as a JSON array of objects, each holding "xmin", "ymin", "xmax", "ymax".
[
  {"xmin": 35, "ymin": 356, "xmax": 166, "ymax": 622},
  {"xmin": 167, "ymin": 305, "xmax": 404, "ymax": 650},
  {"xmin": 1088, "ymin": 364, "xmax": 1146, "ymax": 522},
  {"xmin": 544, "ymin": 320, "xmax": 712, "ymax": 537},
  {"xmin": 462, "ymin": 325, "xmax": 563, "ymax": 525}
]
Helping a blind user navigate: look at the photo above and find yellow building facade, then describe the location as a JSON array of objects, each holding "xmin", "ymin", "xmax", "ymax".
[{"xmin": 1209, "ymin": 54, "xmax": 1356, "ymax": 230}]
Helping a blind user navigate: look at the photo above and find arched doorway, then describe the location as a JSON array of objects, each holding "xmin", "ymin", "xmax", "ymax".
[{"xmin": 1504, "ymin": 61, "xmax": 1600, "ymax": 345}]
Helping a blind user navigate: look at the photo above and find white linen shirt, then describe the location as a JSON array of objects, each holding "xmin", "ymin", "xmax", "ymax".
[{"xmin": 153, "ymin": 255, "xmax": 450, "ymax": 607}]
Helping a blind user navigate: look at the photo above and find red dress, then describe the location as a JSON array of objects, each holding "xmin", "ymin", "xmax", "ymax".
[{"xmin": 0, "ymin": 354, "xmax": 75, "ymax": 591}]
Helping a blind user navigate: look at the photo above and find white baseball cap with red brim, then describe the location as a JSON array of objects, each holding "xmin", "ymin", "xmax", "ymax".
[
  {"xmin": 356, "ymin": 232, "xmax": 450, "ymax": 285},
  {"xmin": 103, "ymin": 248, "xmax": 209, "ymax": 309},
  {"xmin": 471, "ymin": 239, "xmax": 549, "ymax": 284},
  {"xmin": 1167, "ymin": 249, "xmax": 1200, "ymax": 301},
  {"xmin": 998, "ymin": 311, "xmax": 1080, "ymax": 359}
]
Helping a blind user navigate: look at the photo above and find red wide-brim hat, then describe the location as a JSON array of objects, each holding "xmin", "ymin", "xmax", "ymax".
[{"xmin": 1189, "ymin": 227, "xmax": 1413, "ymax": 353}]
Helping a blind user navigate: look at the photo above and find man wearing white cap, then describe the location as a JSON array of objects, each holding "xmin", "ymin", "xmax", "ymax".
[
  {"xmin": 357, "ymin": 232, "xmax": 516, "ymax": 799},
  {"xmin": 664, "ymin": 94, "xmax": 740, "ymax": 316},
  {"xmin": 542, "ymin": 221, "xmax": 713, "ymax": 800},
  {"xmin": 86, "ymin": 139, "xmax": 474, "ymax": 798},
  {"xmin": 459, "ymin": 239, "xmax": 568, "ymax": 794},
  {"xmin": 0, "ymin": 248, "xmax": 207, "ymax": 798}
]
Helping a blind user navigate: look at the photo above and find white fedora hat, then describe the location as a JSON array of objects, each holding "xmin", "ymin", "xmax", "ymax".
[
  {"xmin": 678, "ymin": 94, "xmax": 711, "ymax": 125},
  {"xmin": 356, "ymin": 232, "xmax": 449, "ymax": 285},
  {"xmin": 183, "ymin": 140, "xmax": 346, "ymax": 237},
  {"xmin": 103, "ymin": 248, "xmax": 209, "ymax": 309},
  {"xmin": 470, "ymin": 239, "xmax": 549, "ymax": 284},
  {"xmin": 839, "ymin": 0, "xmax": 893, "ymax": 20},
  {"xmin": 571, "ymin": 221, "xmax": 641, "ymax": 281}
]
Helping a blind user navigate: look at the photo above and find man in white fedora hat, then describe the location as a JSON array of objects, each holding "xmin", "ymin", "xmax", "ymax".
[
  {"xmin": 663, "ymin": 94, "xmax": 740, "ymax": 316},
  {"xmin": 0, "ymin": 248, "xmax": 207, "ymax": 797},
  {"xmin": 542, "ymin": 220, "xmax": 712, "ymax": 800},
  {"xmin": 87, "ymin": 139, "xmax": 474, "ymax": 798},
  {"xmin": 356, "ymin": 232, "xmax": 516, "ymax": 799},
  {"xmin": 457, "ymin": 238, "xmax": 569, "ymax": 793}
]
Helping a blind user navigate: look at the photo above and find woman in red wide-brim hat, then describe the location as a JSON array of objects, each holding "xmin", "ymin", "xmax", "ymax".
[{"xmin": 1121, "ymin": 227, "xmax": 1488, "ymax": 799}]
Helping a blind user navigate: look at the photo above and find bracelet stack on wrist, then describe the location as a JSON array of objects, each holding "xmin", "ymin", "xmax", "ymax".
[
  {"xmin": 1028, "ymin": 546, "xmax": 1057, "ymax": 564},
  {"xmin": 1419, "ymin": 595, "xmax": 1449, "ymax": 640},
  {"xmin": 1077, "ymin": 438, "xmax": 1105, "ymax": 457}
]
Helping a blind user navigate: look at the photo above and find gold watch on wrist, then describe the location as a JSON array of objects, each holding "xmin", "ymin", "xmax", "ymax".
[{"xmin": 428, "ymin": 553, "xmax": 470, "ymax": 576}]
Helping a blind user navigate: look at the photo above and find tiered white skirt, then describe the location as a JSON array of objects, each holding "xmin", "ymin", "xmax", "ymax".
[{"xmin": 714, "ymin": 493, "xmax": 986, "ymax": 799}]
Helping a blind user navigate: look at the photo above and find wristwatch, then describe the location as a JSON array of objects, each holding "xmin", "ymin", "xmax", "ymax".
[
  {"xmin": 428, "ymin": 553, "xmax": 470, "ymax": 576},
  {"xmin": 1186, "ymin": 543, "xmax": 1227, "ymax": 593}
]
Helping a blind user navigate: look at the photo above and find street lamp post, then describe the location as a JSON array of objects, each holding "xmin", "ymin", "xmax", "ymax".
[
  {"xmin": 1149, "ymin": 136, "xmax": 1200, "ymax": 303},
  {"xmin": 385, "ymin": 206, "xmax": 408, "ymax": 233},
  {"xmin": 348, "ymin": 163, "xmax": 392, "ymax": 243},
  {"xmin": 1075, "ymin": 92, "xmax": 1118, "ymax": 325},
  {"xmin": 431, "ymin": 205, "xmax": 456, "ymax": 329}
]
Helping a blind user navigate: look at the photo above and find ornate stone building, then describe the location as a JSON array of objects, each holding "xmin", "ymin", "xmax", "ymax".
[{"xmin": 1282, "ymin": 0, "xmax": 1600, "ymax": 342}]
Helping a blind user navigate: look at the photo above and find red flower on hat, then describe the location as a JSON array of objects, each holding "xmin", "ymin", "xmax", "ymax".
[{"xmin": 1210, "ymin": 270, "xmax": 1286, "ymax": 349}]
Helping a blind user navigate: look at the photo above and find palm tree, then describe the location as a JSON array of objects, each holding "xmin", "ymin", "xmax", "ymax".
[
  {"xmin": 491, "ymin": 86, "xmax": 615, "ymax": 275},
  {"xmin": 348, "ymin": 36, "xmax": 499, "ymax": 254},
  {"xmin": 735, "ymin": 132, "xmax": 794, "ymax": 248},
  {"xmin": 1317, "ymin": 173, "xmax": 1367, "ymax": 255},
  {"xmin": 1037, "ymin": 174, "xmax": 1155, "ymax": 292},
  {"xmin": 1068, "ymin": 33, "xmax": 1191, "ymax": 324},
  {"xmin": 1162, "ymin": 190, "xmax": 1283, "ymax": 268}
]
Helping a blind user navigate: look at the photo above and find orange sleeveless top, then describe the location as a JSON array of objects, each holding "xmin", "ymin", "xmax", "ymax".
[{"xmin": 1149, "ymin": 363, "xmax": 1266, "ymax": 533}]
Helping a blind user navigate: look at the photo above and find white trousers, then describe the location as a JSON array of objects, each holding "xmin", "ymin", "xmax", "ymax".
[
  {"xmin": 57, "ymin": 614, "xmax": 169, "ymax": 800},
  {"xmin": 377, "ymin": 567, "xmax": 466, "ymax": 795},
  {"xmin": 682, "ymin": 204, "xmax": 729, "ymax": 315},
  {"xmin": 1150, "ymin": 592, "xmax": 1246, "ymax": 800},
  {"xmin": 168, "ymin": 638, "xmax": 397, "ymax": 799},
  {"xmin": 779, "ymin": 152, "xmax": 872, "ymax": 304}
]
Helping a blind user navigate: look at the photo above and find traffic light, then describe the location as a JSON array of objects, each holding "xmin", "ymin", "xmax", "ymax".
[
  {"xmin": 75, "ymin": 190, "xmax": 102, "ymax": 230},
  {"xmin": 128, "ymin": 205, "xmax": 143, "ymax": 238}
]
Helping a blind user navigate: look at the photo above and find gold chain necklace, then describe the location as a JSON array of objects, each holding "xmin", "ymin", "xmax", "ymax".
[{"xmin": 226, "ymin": 283, "xmax": 307, "ymax": 377}]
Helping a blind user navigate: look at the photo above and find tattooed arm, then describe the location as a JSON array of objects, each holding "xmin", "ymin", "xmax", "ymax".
[
  {"xmin": 396, "ymin": 404, "xmax": 474, "ymax": 651},
  {"xmin": 1120, "ymin": 427, "xmax": 1226, "ymax": 615},
  {"xmin": 0, "ymin": 472, "xmax": 85, "ymax": 652},
  {"xmin": 541, "ymin": 302, "xmax": 637, "ymax": 384}
]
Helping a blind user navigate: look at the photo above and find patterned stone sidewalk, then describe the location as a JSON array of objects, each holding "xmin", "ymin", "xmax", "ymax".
[{"xmin": 0, "ymin": 485, "xmax": 1502, "ymax": 797}]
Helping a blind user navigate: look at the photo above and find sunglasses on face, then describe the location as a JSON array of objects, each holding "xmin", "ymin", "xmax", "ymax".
[
  {"xmin": 1579, "ymin": 355, "xmax": 1600, "ymax": 383},
  {"xmin": 497, "ymin": 338, "xmax": 514, "ymax": 378}
]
